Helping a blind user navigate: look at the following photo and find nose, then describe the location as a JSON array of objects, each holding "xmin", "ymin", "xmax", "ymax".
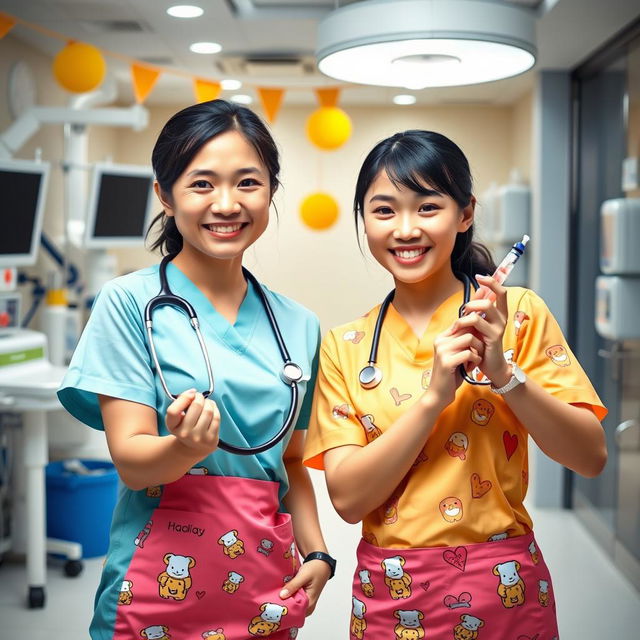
[
  {"xmin": 211, "ymin": 188, "xmax": 241, "ymax": 216},
  {"xmin": 393, "ymin": 212, "xmax": 421, "ymax": 240}
]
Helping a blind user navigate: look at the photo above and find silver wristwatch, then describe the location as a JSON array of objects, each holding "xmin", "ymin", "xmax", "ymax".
[{"xmin": 490, "ymin": 363, "xmax": 526, "ymax": 395}]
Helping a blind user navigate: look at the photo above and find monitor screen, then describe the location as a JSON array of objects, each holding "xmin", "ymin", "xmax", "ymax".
[
  {"xmin": 0, "ymin": 159, "xmax": 49, "ymax": 268},
  {"xmin": 85, "ymin": 163, "xmax": 155, "ymax": 248}
]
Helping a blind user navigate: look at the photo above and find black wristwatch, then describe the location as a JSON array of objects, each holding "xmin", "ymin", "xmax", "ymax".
[{"xmin": 303, "ymin": 551, "xmax": 336, "ymax": 579}]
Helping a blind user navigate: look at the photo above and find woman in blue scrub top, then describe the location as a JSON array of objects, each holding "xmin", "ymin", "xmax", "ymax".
[{"xmin": 58, "ymin": 99, "xmax": 334, "ymax": 640}]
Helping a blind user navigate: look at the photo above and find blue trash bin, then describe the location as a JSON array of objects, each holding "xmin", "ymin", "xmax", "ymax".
[{"xmin": 45, "ymin": 460, "xmax": 118, "ymax": 558}]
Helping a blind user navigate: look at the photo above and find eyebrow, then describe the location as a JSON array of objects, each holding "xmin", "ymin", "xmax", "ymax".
[
  {"xmin": 186, "ymin": 166, "xmax": 263, "ymax": 178},
  {"xmin": 369, "ymin": 189, "xmax": 442, "ymax": 204}
]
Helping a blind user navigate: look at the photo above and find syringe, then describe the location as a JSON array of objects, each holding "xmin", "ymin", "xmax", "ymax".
[{"xmin": 473, "ymin": 234, "xmax": 529, "ymax": 301}]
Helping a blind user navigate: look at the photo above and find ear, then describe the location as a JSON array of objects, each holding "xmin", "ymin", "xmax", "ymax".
[
  {"xmin": 163, "ymin": 553, "xmax": 172, "ymax": 565},
  {"xmin": 492, "ymin": 564, "xmax": 500, "ymax": 576},
  {"xmin": 154, "ymin": 181, "xmax": 174, "ymax": 217},
  {"xmin": 188, "ymin": 556, "xmax": 196, "ymax": 568},
  {"xmin": 458, "ymin": 196, "xmax": 475, "ymax": 232}
]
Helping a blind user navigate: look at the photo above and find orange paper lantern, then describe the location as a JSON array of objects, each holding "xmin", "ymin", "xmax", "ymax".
[
  {"xmin": 300, "ymin": 192, "xmax": 339, "ymax": 230},
  {"xmin": 306, "ymin": 106, "xmax": 352, "ymax": 150},
  {"xmin": 53, "ymin": 42, "xmax": 106, "ymax": 93}
]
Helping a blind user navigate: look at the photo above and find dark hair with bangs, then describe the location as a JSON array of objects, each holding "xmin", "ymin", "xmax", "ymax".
[
  {"xmin": 354, "ymin": 129, "xmax": 495, "ymax": 279},
  {"xmin": 146, "ymin": 99, "xmax": 280, "ymax": 256}
]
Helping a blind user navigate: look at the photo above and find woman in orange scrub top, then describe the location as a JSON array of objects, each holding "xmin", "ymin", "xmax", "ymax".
[{"xmin": 303, "ymin": 130, "xmax": 607, "ymax": 639}]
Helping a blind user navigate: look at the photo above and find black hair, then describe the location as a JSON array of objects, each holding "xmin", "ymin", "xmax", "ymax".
[
  {"xmin": 146, "ymin": 99, "xmax": 280, "ymax": 256},
  {"xmin": 354, "ymin": 129, "xmax": 495, "ymax": 279}
]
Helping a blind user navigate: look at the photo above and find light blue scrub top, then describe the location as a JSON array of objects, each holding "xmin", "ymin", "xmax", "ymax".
[
  {"xmin": 58, "ymin": 262, "xmax": 320, "ymax": 502},
  {"xmin": 57, "ymin": 263, "xmax": 319, "ymax": 638}
]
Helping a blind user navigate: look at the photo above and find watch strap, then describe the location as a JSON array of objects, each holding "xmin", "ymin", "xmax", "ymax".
[
  {"xmin": 490, "ymin": 364, "xmax": 525, "ymax": 395},
  {"xmin": 303, "ymin": 551, "xmax": 336, "ymax": 579}
]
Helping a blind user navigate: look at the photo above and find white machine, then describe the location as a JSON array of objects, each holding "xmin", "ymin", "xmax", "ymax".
[
  {"xmin": 600, "ymin": 197, "xmax": 640, "ymax": 275},
  {"xmin": 596, "ymin": 198, "xmax": 640, "ymax": 340},
  {"xmin": 595, "ymin": 276, "xmax": 640, "ymax": 341}
]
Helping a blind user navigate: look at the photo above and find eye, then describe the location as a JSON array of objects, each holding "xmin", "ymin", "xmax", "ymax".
[
  {"xmin": 238, "ymin": 177, "xmax": 261, "ymax": 188},
  {"xmin": 419, "ymin": 203, "xmax": 439, "ymax": 213},
  {"xmin": 372, "ymin": 206, "xmax": 394, "ymax": 215},
  {"xmin": 190, "ymin": 180, "xmax": 212, "ymax": 189}
]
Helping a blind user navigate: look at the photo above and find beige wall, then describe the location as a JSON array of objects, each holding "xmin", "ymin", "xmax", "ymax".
[
  {"xmin": 1, "ymin": 34, "xmax": 533, "ymax": 333},
  {"xmin": 110, "ymin": 102, "xmax": 531, "ymax": 332}
]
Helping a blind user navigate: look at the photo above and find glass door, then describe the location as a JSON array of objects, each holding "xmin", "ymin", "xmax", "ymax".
[{"xmin": 571, "ymin": 31, "xmax": 640, "ymax": 590}]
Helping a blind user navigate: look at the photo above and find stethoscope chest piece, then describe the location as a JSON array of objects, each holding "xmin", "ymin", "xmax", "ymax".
[
  {"xmin": 359, "ymin": 364, "xmax": 382, "ymax": 390},
  {"xmin": 281, "ymin": 362, "xmax": 303, "ymax": 385}
]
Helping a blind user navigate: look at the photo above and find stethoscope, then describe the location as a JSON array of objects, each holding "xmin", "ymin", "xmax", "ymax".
[
  {"xmin": 144, "ymin": 254, "xmax": 304, "ymax": 455},
  {"xmin": 359, "ymin": 272, "xmax": 491, "ymax": 389}
]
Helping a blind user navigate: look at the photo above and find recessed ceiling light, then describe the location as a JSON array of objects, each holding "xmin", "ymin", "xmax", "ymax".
[
  {"xmin": 230, "ymin": 94, "xmax": 252, "ymax": 105},
  {"xmin": 221, "ymin": 79, "xmax": 242, "ymax": 91},
  {"xmin": 393, "ymin": 94, "xmax": 416, "ymax": 105},
  {"xmin": 317, "ymin": 0, "xmax": 536, "ymax": 88},
  {"xmin": 167, "ymin": 5, "xmax": 203, "ymax": 19},
  {"xmin": 190, "ymin": 42, "xmax": 222, "ymax": 54}
]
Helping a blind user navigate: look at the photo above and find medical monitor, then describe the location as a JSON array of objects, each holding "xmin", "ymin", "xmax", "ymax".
[
  {"xmin": 0, "ymin": 158, "xmax": 49, "ymax": 268},
  {"xmin": 84, "ymin": 163, "xmax": 155, "ymax": 249}
]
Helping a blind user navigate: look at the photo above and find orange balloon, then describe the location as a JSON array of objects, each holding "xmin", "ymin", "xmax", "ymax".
[
  {"xmin": 300, "ymin": 192, "xmax": 339, "ymax": 230},
  {"xmin": 53, "ymin": 42, "xmax": 106, "ymax": 93},
  {"xmin": 306, "ymin": 107, "xmax": 352, "ymax": 150}
]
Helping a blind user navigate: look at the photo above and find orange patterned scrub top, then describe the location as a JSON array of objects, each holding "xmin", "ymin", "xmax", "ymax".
[{"xmin": 303, "ymin": 286, "xmax": 607, "ymax": 549}]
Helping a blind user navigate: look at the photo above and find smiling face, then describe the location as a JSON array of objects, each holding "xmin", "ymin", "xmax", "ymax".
[
  {"xmin": 156, "ymin": 129, "xmax": 271, "ymax": 267},
  {"xmin": 362, "ymin": 170, "xmax": 473, "ymax": 286}
]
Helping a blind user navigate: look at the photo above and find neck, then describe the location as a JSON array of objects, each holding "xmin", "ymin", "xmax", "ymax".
[
  {"xmin": 392, "ymin": 267, "xmax": 463, "ymax": 319},
  {"xmin": 170, "ymin": 247, "xmax": 248, "ymax": 322}
]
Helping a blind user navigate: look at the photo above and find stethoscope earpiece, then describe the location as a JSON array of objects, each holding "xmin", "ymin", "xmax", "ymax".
[{"xmin": 359, "ymin": 365, "xmax": 382, "ymax": 390}]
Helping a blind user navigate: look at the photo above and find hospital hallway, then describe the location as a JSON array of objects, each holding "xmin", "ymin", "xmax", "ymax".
[{"xmin": 0, "ymin": 503, "xmax": 636, "ymax": 639}]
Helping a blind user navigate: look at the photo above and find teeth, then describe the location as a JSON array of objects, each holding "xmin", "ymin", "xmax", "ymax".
[
  {"xmin": 394, "ymin": 248, "xmax": 426, "ymax": 259},
  {"xmin": 206, "ymin": 223, "xmax": 242, "ymax": 233}
]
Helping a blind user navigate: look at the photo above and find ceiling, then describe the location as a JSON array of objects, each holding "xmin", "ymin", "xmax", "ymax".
[{"xmin": 2, "ymin": 0, "xmax": 639, "ymax": 106}]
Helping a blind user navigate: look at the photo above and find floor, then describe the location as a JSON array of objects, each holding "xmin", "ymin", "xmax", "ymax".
[{"xmin": 0, "ymin": 506, "xmax": 636, "ymax": 639}]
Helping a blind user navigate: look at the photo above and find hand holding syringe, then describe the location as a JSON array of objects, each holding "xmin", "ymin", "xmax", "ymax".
[
  {"xmin": 459, "ymin": 235, "xmax": 529, "ymax": 384},
  {"xmin": 471, "ymin": 235, "xmax": 529, "ymax": 303}
]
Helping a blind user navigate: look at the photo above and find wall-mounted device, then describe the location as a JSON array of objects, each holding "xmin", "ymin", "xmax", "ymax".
[
  {"xmin": 595, "ymin": 276, "xmax": 640, "ymax": 341},
  {"xmin": 0, "ymin": 158, "xmax": 49, "ymax": 268},
  {"xmin": 493, "ymin": 169, "xmax": 530, "ymax": 244},
  {"xmin": 600, "ymin": 198, "xmax": 640, "ymax": 275},
  {"xmin": 84, "ymin": 163, "xmax": 155, "ymax": 249}
]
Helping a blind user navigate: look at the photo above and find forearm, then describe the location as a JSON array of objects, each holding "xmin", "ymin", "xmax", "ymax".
[
  {"xmin": 283, "ymin": 458, "xmax": 328, "ymax": 557},
  {"xmin": 501, "ymin": 376, "xmax": 607, "ymax": 477},
  {"xmin": 108, "ymin": 433, "xmax": 205, "ymax": 490},
  {"xmin": 325, "ymin": 393, "xmax": 445, "ymax": 523}
]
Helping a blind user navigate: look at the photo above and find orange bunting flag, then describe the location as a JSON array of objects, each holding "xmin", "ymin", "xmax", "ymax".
[
  {"xmin": 314, "ymin": 87, "xmax": 341, "ymax": 108},
  {"xmin": 131, "ymin": 63, "xmax": 160, "ymax": 104},
  {"xmin": 0, "ymin": 13, "xmax": 16, "ymax": 39},
  {"xmin": 257, "ymin": 88, "xmax": 285, "ymax": 123},
  {"xmin": 194, "ymin": 79, "xmax": 221, "ymax": 103}
]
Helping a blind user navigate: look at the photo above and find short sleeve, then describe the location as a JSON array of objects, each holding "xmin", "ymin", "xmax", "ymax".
[
  {"xmin": 57, "ymin": 280, "xmax": 157, "ymax": 430},
  {"xmin": 513, "ymin": 289, "xmax": 607, "ymax": 421},
  {"xmin": 294, "ymin": 324, "xmax": 321, "ymax": 430},
  {"xmin": 303, "ymin": 330, "xmax": 367, "ymax": 469}
]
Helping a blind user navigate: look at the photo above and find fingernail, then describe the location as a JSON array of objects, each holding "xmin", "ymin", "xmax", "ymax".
[
  {"xmin": 279, "ymin": 588, "xmax": 290, "ymax": 598},
  {"xmin": 475, "ymin": 273, "xmax": 488, "ymax": 279},
  {"xmin": 186, "ymin": 388, "xmax": 196, "ymax": 394}
]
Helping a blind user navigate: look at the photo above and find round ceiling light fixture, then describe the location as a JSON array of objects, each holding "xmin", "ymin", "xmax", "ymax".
[{"xmin": 316, "ymin": 0, "xmax": 537, "ymax": 89}]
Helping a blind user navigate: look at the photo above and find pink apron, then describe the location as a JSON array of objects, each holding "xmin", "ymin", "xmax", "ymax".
[
  {"xmin": 114, "ymin": 475, "xmax": 308, "ymax": 640},
  {"xmin": 351, "ymin": 531, "xmax": 559, "ymax": 640}
]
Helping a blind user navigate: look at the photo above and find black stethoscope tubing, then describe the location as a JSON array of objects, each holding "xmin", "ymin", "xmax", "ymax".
[
  {"xmin": 359, "ymin": 272, "xmax": 491, "ymax": 389},
  {"xmin": 144, "ymin": 254, "xmax": 303, "ymax": 455}
]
